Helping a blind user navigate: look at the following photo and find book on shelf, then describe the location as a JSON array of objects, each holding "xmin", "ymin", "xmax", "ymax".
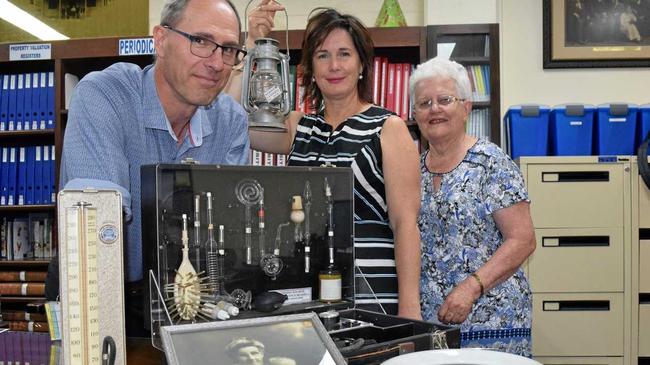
[
  {"xmin": 0, "ymin": 282, "xmax": 45, "ymax": 296},
  {"xmin": 6, "ymin": 320, "xmax": 49, "ymax": 332},
  {"xmin": 64, "ymin": 73, "xmax": 79, "ymax": 110},
  {"xmin": 11, "ymin": 217, "xmax": 31, "ymax": 260},
  {"xmin": 1, "ymin": 310, "xmax": 47, "ymax": 322},
  {"xmin": 0, "ymin": 271, "xmax": 47, "ymax": 282}
]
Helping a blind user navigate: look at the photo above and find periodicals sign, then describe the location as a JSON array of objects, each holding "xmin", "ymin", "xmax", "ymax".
[
  {"xmin": 9, "ymin": 44, "xmax": 51, "ymax": 61},
  {"xmin": 118, "ymin": 37, "xmax": 155, "ymax": 56}
]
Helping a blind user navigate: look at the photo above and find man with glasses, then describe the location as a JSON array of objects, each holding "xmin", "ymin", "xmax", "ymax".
[{"xmin": 57, "ymin": 0, "xmax": 250, "ymax": 335}]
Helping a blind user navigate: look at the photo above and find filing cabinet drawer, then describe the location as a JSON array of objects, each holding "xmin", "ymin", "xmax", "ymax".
[
  {"xmin": 532, "ymin": 293, "xmax": 624, "ymax": 356},
  {"xmin": 640, "ymin": 175, "xmax": 650, "ymax": 228},
  {"xmin": 640, "ymin": 304, "xmax": 650, "ymax": 356},
  {"xmin": 641, "ymin": 240, "xmax": 650, "ymax": 293},
  {"xmin": 529, "ymin": 228, "xmax": 624, "ymax": 293},
  {"xmin": 526, "ymin": 164, "xmax": 625, "ymax": 228},
  {"xmin": 533, "ymin": 356, "xmax": 623, "ymax": 365}
]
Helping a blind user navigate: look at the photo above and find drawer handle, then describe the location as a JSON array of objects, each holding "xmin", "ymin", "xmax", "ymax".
[
  {"xmin": 542, "ymin": 300, "xmax": 610, "ymax": 311},
  {"xmin": 541, "ymin": 171, "xmax": 610, "ymax": 182},
  {"xmin": 542, "ymin": 236, "xmax": 610, "ymax": 247},
  {"xmin": 641, "ymin": 294, "xmax": 650, "ymax": 304},
  {"xmin": 640, "ymin": 229, "xmax": 650, "ymax": 240}
]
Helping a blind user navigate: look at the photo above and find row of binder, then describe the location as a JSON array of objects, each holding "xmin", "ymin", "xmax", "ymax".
[
  {"xmin": 0, "ymin": 72, "xmax": 56, "ymax": 132},
  {"xmin": 0, "ymin": 145, "xmax": 55, "ymax": 206}
]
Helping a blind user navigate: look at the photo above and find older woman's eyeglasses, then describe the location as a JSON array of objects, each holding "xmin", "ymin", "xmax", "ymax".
[
  {"xmin": 414, "ymin": 95, "xmax": 465, "ymax": 113},
  {"xmin": 163, "ymin": 25, "xmax": 247, "ymax": 66}
]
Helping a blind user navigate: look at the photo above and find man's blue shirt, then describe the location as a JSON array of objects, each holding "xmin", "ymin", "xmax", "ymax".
[{"xmin": 60, "ymin": 62, "xmax": 250, "ymax": 281}]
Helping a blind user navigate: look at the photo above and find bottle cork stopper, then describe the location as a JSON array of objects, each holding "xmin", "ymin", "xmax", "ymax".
[{"xmin": 291, "ymin": 195, "xmax": 303, "ymax": 210}]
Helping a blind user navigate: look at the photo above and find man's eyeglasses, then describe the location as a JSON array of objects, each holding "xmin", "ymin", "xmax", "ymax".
[
  {"xmin": 414, "ymin": 95, "xmax": 465, "ymax": 113},
  {"xmin": 163, "ymin": 25, "xmax": 247, "ymax": 66}
]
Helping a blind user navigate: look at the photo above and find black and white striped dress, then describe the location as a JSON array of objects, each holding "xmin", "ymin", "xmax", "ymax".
[{"xmin": 288, "ymin": 106, "xmax": 398, "ymax": 314}]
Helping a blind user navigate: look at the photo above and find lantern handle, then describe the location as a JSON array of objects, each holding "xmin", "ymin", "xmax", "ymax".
[{"xmin": 243, "ymin": 0, "xmax": 290, "ymax": 58}]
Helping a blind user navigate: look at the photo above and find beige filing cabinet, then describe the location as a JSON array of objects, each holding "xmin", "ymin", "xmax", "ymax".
[
  {"xmin": 631, "ymin": 157, "xmax": 650, "ymax": 362},
  {"xmin": 519, "ymin": 157, "xmax": 633, "ymax": 365}
]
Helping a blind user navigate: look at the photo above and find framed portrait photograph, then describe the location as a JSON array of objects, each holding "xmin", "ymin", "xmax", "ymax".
[
  {"xmin": 160, "ymin": 312, "xmax": 346, "ymax": 365},
  {"xmin": 543, "ymin": 0, "xmax": 650, "ymax": 68}
]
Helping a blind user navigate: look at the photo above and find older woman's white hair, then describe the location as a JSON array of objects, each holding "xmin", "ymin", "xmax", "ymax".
[{"xmin": 409, "ymin": 56, "xmax": 473, "ymax": 101}]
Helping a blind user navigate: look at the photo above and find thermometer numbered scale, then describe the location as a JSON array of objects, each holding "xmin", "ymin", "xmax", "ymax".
[{"xmin": 58, "ymin": 190, "xmax": 126, "ymax": 365}]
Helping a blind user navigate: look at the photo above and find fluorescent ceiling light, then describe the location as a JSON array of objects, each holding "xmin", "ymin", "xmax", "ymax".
[{"xmin": 0, "ymin": 0, "xmax": 69, "ymax": 40}]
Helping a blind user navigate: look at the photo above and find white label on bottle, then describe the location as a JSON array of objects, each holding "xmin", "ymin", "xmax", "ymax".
[
  {"xmin": 328, "ymin": 231, "xmax": 334, "ymax": 237},
  {"xmin": 305, "ymin": 246, "xmax": 311, "ymax": 252},
  {"xmin": 569, "ymin": 121, "xmax": 583, "ymax": 126},
  {"xmin": 218, "ymin": 249, "xmax": 225, "ymax": 255},
  {"xmin": 246, "ymin": 227, "xmax": 252, "ymax": 233},
  {"xmin": 21, "ymin": 283, "xmax": 28, "ymax": 296},
  {"xmin": 320, "ymin": 278, "xmax": 342, "ymax": 301}
]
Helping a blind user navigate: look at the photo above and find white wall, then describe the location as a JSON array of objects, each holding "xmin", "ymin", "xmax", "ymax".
[
  {"xmin": 150, "ymin": 0, "xmax": 425, "ymax": 33},
  {"xmin": 425, "ymin": 0, "xmax": 497, "ymax": 25},
  {"xmin": 500, "ymin": 0, "xmax": 650, "ymax": 112}
]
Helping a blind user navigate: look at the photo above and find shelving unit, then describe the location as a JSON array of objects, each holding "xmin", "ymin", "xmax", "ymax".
[
  {"xmin": 426, "ymin": 24, "xmax": 501, "ymax": 146},
  {"xmin": 0, "ymin": 37, "xmax": 154, "ymax": 326},
  {"xmin": 0, "ymin": 259, "xmax": 49, "ymax": 333}
]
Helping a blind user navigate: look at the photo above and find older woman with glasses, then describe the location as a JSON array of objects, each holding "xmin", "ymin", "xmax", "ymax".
[{"xmin": 411, "ymin": 57, "xmax": 536, "ymax": 356}]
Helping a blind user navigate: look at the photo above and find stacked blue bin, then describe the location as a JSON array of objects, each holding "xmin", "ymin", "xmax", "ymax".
[
  {"xmin": 639, "ymin": 104, "xmax": 650, "ymax": 150},
  {"xmin": 595, "ymin": 103, "xmax": 637, "ymax": 155},
  {"xmin": 550, "ymin": 104, "xmax": 594, "ymax": 156},
  {"xmin": 504, "ymin": 105, "xmax": 550, "ymax": 160}
]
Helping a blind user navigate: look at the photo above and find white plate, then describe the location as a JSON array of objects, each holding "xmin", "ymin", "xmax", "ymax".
[{"xmin": 381, "ymin": 349, "xmax": 542, "ymax": 365}]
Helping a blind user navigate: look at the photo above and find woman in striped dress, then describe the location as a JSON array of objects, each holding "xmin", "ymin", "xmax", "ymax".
[{"xmin": 238, "ymin": 6, "xmax": 422, "ymax": 318}]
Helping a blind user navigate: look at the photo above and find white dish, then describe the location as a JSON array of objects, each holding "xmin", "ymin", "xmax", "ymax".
[{"xmin": 382, "ymin": 349, "xmax": 542, "ymax": 365}]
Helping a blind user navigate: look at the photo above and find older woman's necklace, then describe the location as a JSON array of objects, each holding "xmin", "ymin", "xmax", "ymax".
[
  {"xmin": 425, "ymin": 135, "xmax": 474, "ymax": 176},
  {"xmin": 425, "ymin": 149, "xmax": 458, "ymax": 177}
]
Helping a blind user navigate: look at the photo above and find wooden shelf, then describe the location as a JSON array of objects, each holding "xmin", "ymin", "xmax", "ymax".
[
  {"xmin": 452, "ymin": 56, "xmax": 490, "ymax": 64},
  {"xmin": 472, "ymin": 101, "xmax": 491, "ymax": 108},
  {"xmin": 267, "ymin": 26, "xmax": 423, "ymax": 51},
  {"xmin": 0, "ymin": 296, "xmax": 46, "ymax": 303},
  {"xmin": 0, "ymin": 130, "xmax": 55, "ymax": 145},
  {"xmin": 0, "ymin": 260, "xmax": 51, "ymax": 268},
  {"xmin": 0, "ymin": 205, "xmax": 55, "ymax": 213}
]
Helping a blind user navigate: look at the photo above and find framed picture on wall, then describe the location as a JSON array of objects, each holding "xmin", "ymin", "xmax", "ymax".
[
  {"xmin": 543, "ymin": 0, "xmax": 650, "ymax": 68},
  {"xmin": 160, "ymin": 312, "xmax": 346, "ymax": 365}
]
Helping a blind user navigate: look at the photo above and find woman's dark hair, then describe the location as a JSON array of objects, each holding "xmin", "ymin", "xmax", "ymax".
[{"xmin": 300, "ymin": 8, "xmax": 374, "ymax": 110}]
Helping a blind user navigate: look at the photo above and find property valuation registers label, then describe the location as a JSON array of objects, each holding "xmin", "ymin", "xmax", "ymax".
[{"xmin": 9, "ymin": 44, "xmax": 51, "ymax": 61}]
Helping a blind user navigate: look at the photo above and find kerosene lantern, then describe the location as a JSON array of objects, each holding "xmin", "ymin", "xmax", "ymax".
[{"xmin": 241, "ymin": 37, "xmax": 292, "ymax": 131}]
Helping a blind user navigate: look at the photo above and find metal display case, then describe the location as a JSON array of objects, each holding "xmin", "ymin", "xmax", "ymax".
[{"xmin": 141, "ymin": 163, "xmax": 459, "ymax": 364}]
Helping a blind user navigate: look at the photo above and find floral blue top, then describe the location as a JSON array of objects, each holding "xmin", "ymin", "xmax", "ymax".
[{"xmin": 419, "ymin": 138, "xmax": 532, "ymax": 357}]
